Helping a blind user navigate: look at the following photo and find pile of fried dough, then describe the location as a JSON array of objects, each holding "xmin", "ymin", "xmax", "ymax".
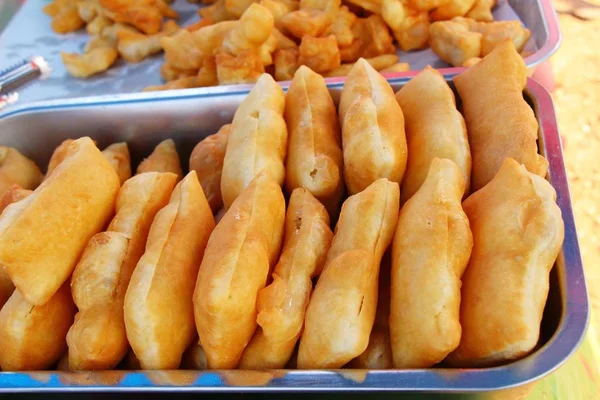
[
  {"xmin": 0, "ymin": 41, "xmax": 563, "ymax": 372},
  {"xmin": 45, "ymin": 0, "xmax": 531, "ymax": 88}
]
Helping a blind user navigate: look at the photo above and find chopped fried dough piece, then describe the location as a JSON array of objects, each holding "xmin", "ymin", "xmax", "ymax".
[
  {"xmin": 61, "ymin": 48, "xmax": 118, "ymax": 78},
  {"xmin": 298, "ymin": 35, "xmax": 341, "ymax": 73},
  {"xmin": 216, "ymin": 51, "xmax": 265, "ymax": 85},
  {"xmin": 274, "ymin": 48, "xmax": 300, "ymax": 81}
]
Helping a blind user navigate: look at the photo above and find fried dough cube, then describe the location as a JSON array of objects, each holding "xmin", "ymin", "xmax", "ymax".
[
  {"xmin": 51, "ymin": 3, "xmax": 86, "ymax": 34},
  {"xmin": 260, "ymin": 0, "xmax": 291, "ymax": 32},
  {"xmin": 297, "ymin": 178, "xmax": 399, "ymax": 369},
  {"xmin": 431, "ymin": 0, "xmax": 477, "ymax": 21},
  {"xmin": 102, "ymin": 142, "xmax": 132, "ymax": 185},
  {"xmin": 197, "ymin": 56, "xmax": 219, "ymax": 86},
  {"xmin": 470, "ymin": 19, "xmax": 531, "ymax": 56},
  {"xmin": 68, "ymin": 173, "xmax": 177, "ymax": 370},
  {"xmin": 429, "ymin": 19, "xmax": 481, "ymax": 67},
  {"xmin": 448, "ymin": 159, "xmax": 564, "ymax": 367},
  {"xmin": 220, "ymin": 74, "xmax": 288, "ymax": 208},
  {"xmin": 87, "ymin": 15, "xmax": 113, "ymax": 36},
  {"xmin": 324, "ymin": 54, "xmax": 398, "ymax": 77},
  {"xmin": 222, "ymin": 3, "xmax": 275, "ymax": 56},
  {"xmin": 192, "ymin": 20, "xmax": 238, "ymax": 56},
  {"xmin": 44, "ymin": 1, "xmax": 61, "ymax": 17},
  {"xmin": 380, "ymin": 62, "xmax": 410, "ymax": 73},
  {"xmin": 298, "ymin": 35, "xmax": 341, "ymax": 73},
  {"xmin": 190, "ymin": 124, "xmax": 232, "ymax": 212},
  {"xmin": 194, "ymin": 174, "xmax": 285, "ymax": 369},
  {"xmin": 324, "ymin": 5, "xmax": 357, "ymax": 47},
  {"xmin": 160, "ymin": 61, "xmax": 197, "ymax": 81},
  {"xmin": 100, "ymin": 0, "xmax": 163, "ymax": 34},
  {"xmin": 225, "ymin": 0, "xmax": 258, "ymax": 18},
  {"xmin": 390, "ymin": 159, "xmax": 472, "ymax": 368},
  {"xmin": 339, "ymin": 58, "xmax": 407, "ymax": 194},
  {"xmin": 339, "ymin": 38, "xmax": 362, "ymax": 62},
  {"xmin": 216, "ymin": 50, "xmax": 264, "ymax": 85},
  {"xmin": 0, "ymin": 283, "xmax": 76, "ymax": 371},
  {"xmin": 395, "ymin": 66, "xmax": 471, "ymax": 202},
  {"xmin": 61, "ymin": 47, "xmax": 119, "ymax": 78},
  {"xmin": 0, "ymin": 147, "xmax": 43, "ymax": 196},
  {"xmin": 239, "ymin": 188, "xmax": 332, "ymax": 369},
  {"xmin": 76, "ymin": 0, "xmax": 101, "ymax": 21},
  {"xmin": 453, "ymin": 40, "xmax": 547, "ymax": 190},
  {"xmin": 408, "ymin": 0, "xmax": 450, "ymax": 11},
  {"xmin": 161, "ymin": 29, "xmax": 205, "ymax": 70},
  {"xmin": 125, "ymin": 172, "xmax": 215, "ymax": 369},
  {"xmin": 382, "ymin": 0, "xmax": 430, "ymax": 51},
  {"xmin": 273, "ymin": 28, "xmax": 298, "ymax": 50},
  {"xmin": 362, "ymin": 15, "xmax": 395, "ymax": 57},
  {"xmin": 85, "ymin": 35, "xmax": 117, "ymax": 52},
  {"xmin": 136, "ymin": 139, "xmax": 183, "ymax": 180},
  {"xmin": 281, "ymin": 9, "xmax": 332, "ymax": 39},
  {"xmin": 199, "ymin": 0, "xmax": 234, "ymax": 22},
  {"xmin": 101, "ymin": 22, "xmax": 138, "ymax": 42},
  {"xmin": 274, "ymin": 48, "xmax": 300, "ymax": 81},
  {"xmin": 117, "ymin": 20, "xmax": 179, "ymax": 63},
  {"xmin": 466, "ymin": 0, "xmax": 496, "ymax": 22},
  {"xmin": 284, "ymin": 66, "xmax": 344, "ymax": 215}
]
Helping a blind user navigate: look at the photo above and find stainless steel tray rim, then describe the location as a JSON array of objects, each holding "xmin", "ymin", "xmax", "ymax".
[{"xmin": 0, "ymin": 78, "xmax": 588, "ymax": 393}]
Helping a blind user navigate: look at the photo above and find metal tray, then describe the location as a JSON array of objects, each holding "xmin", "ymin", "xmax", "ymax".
[
  {"xmin": 0, "ymin": 0, "xmax": 560, "ymax": 107},
  {"xmin": 0, "ymin": 77, "xmax": 588, "ymax": 393}
]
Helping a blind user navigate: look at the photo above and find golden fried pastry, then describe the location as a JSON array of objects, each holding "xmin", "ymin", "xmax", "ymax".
[
  {"xmin": 0, "ymin": 137, "xmax": 119, "ymax": 305},
  {"xmin": 197, "ymin": 56, "xmax": 220, "ymax": 86},
  {"xmin": 160, "ymin": 61, "xmax": 197, "ymax": 81},
  {"xmin": 61, "ymin": 47, "xmax": 119, "ymax": 78},
  {"xmin": 298, "ymin": 178, "xmax": 399, "ymax": 369},
  {"xmin": 0, "ymin": 186, "xmax": 31, "ymax": 309},
  {"xmin": 194, "ymin": 174, "xmax": 285, "ymax": 369},
  {"xmin": 225, "ymin": 0, "xmax": 258, "ymax": 18},
  {"xmin": 338, "ymin": 58, "xmax": 407, "ymax": 195},
  {"xmin": 395, "ymin": 66, "xmax": 471, "ymax": 202},
  {"xmin": 360, "ymin": 15, "xmax": 396, "ymax": 58},
  {"xmin": 0, "ymin": 283, "xmax": 76, "ymax": 371},
  {"xmin": 100, "ymin": 0, "xmax": 163, "ymax": 34},
  {"xmin": 216, "ymin": 50, "xmax": 265, "ymax": 84},
  {"xmin": 284, "ymin": 66, "xmax": 343, "ymax": 216},
  {"xmin": 87, "ymin": 14, "xmax": 113, "ymax": 36},
  {"xmin": 85, "ymin": 35, "xmax": 117, "ymax": 53},
  {"xmin": 117, "ymin": 20, "xmax": 180, "ymax": 63},
  {"xmin": 339, "ymin": 38, "xmax": 362, "ymax": 63},
  {"xmin": 470, "ymin": 19, "xmax": 531, "ymax": 56},
  {"xmin": 0, "ymin": 146, "xmax": 43, "ymax": 196},
  {"xmin": 453, "ymin": 40, "xmax": 548, "ymax": 191},
  {"xmin": 221, "ymin": 73, "xmax": 287, "ymax": 208},
  {"xmin": 101, "ymin": 22, "xmax": 138, "ymax": 43},
  {"xmin": 382, "ymin": 0, "xmax": 430, "ymax": 51},
  {"xmin": 44, "ymin": 0, "xmax": 61, "ymax": 17},
  {"xmin": 46, "ymin": 139, "xmax": 73, "ymax": 178},
  {"xmin": 136, "ymin": 139, "xmax": 183, "ymax": 180},
  {"xmin": 181, "ymin": 341, "xmax": 209, "ymax": 369},
  {"xmin": 125, "ymin": 172, "xmax": 215, "ymax": 370},
  {"xmin": 260, "ymin": 0, "xmax": 291, "ymax": 33},
  {"xmin": 431, "ymin": 0, "xmax": 476, "ymax": 21},
  {"xmin": 462, "ymin": 56, "xmax": 481, "ymax": 67},
  {"xmin": 190, "ymin": 124, "xmax": 232, "ymax": 213},
  {"xmin": 273, "ymin": 28, "xmax": 297, "ymax": 50},
  {"xmin": 222, "ymin": 3, "xmax": 275, "ymax": 56},
  {"xmin": 281, "ymin": 9, "xmax": 331, "ymax": 39},
  {"xmin": 193, "ymin": 20, "xmax": 238, "ymax": 56},
  {"xmin": 466, "ymin": 0, "xmax": 496, "ymax": 22},
  {"xmin": 297, "ymin": 35, "xmax": 341, "ymax": 74},
  {"xmin": 67, "ymin": 172, "xmax": 177, "ymax": 370},
  {"xmin": 258, "ymin": 33, "xmax": 278, "ymax": 65},
  {"xmin": 409, "ymin": 0, "xmax": 450, "ymax": 11},
  {"xmin": 324, "ymin": 54, "xmax": 399, "ymax": 77},
  {"xmin": 185, "ymin": 17, "xmax": 215, "ymax": 32},
  {"xmin": 348, "ymin": 252, "xmax": 393, "ymax": 369},
  {"xmin": 51, "ymin": 2, "xmax": 85, "ymax": 34},
  {"xmin": 380, "ymin": 62, "xmax": 411, "ymax": 73},
  {"xmin": 428, "ymin": 19, "xmax": 481, "ymax": 67},
  {"xmin": 161, "ymin": 29, "xmax": 205, "ymax": 70},
  {"xmin": 102, "ymin": 142, "xmax": 132, "ymax": 185},
  {"xmin": 448, "ymin": 158, "xmax": 564, "ymax": 367},
  {"xmin": 239, "ymin": 188, "xmax": 332, "ymax": 368},
  {"xmin": 199, "ymin": 0, "xmax": 234, "ymax": 22},
  {"xmin": 274, "ymin": 48, "xmax": 299, "ymax": 81},
  {"xmin": 324, "ymin": 5, "xmax": 356, "ymax": 47},
  {"xmin": 345, "ymin": 0, "xmax": 381, "ymax": 13},
  {"xmin": 390, "ymin": 159, "xmax": 472, "ymax": 368}
]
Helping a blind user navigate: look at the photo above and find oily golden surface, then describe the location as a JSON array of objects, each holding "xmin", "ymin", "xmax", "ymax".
[
  {"xmin": 136, "ymin": 139, "xmax": 183, "ymax": 180},
  {"xmin": 339, "ymin": 58, "xmax": 407, "ymax": 195},
  {"xmin": 395, "ymin": 66, "xmax": 471, "ymax": 203},
  {"xmin": 124, "ymin": 172, "xmax": 215, "ymax": 369},
  {"xmin": 390, "ymin": 158, "xmax": 472, "ymax": 368},
  {"xmin": 453, "ymin": 41, "xmax": 548, "ymax": 191},
  {"xmin": 194, "ymin": 174, "xmax": 285, "ymax": 369},
  {"xmin": 448, "ymin": 159, "xmax": 564, "ymax": 367},
  {"xmin": 0, "ymin": 147, "xmax": 43, "ymax": 197},
  {"xmin": 298, "ymin": 178, "xmax": 399, "ymax": 369},
  {"xmin": 239, "ymin": 188, "xmax": 332, "ymax": 369},
  {"xmin": 0, "ymin": 137, "xmax": 119, "ymax": 305}
]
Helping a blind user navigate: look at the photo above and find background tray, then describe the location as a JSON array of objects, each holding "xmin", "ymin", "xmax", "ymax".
[{"xmin": 0, "ymin": 0, "xmax": 558, "ymax": 108}]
